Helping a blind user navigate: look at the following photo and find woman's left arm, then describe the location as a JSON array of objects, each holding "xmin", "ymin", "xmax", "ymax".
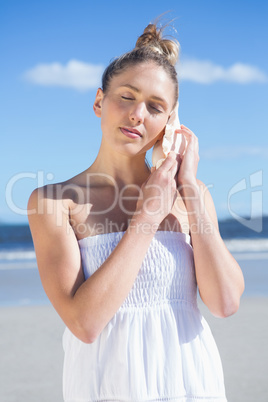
[{"xmin": 177, "ymin": 125, "xmax": 245, "ymax": 318}]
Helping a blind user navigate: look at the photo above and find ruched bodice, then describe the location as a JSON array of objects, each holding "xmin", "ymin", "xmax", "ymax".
[
  {"xmin": 79, "ymin": 231, "xmax": 196, "ymax": 309},
  {"xmin": 62, "ymin": 231, "xmax": 227, "ymax": 402}
]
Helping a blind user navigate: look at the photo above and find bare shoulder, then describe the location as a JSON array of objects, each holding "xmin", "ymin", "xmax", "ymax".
[
  {"xmin": 28, "ymin": 176, "xmax": 84, "ymax": 221},
  {"xmin": 27, "ymin": 180, "xmax": 82, "ymax": 255}
]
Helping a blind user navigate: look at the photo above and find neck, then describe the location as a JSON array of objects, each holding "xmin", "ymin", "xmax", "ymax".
[{"xmin": 87, "ymin": 143, "xmax": 151, "ymax": 188}]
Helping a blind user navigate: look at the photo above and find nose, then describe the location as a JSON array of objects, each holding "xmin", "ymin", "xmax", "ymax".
[{"xmin": 129, "ymin": 103, "xmax": 146, "ymax": 124}]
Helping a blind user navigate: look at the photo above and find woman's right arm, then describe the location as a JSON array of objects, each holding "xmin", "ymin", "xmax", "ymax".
[{"xmin": 28, "ymin": 154, "xmax": 178, "ymax": 344}]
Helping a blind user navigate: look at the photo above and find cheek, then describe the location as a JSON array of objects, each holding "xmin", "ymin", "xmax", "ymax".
[
  {"xmin": 106, "ymin": 98, "xmax": 130, "ymax": 120},
  {"xmin": 150, "ymin": 117, "xmax": 167, "ymax": 138},
  {"xmin": 101, "ymin": 100, "xmax": 120, "ymax": 125}
]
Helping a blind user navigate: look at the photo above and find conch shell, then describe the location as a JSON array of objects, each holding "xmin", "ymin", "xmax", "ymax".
[{"xmin": 152, "ymin": 102, "xmax": 186, "ymax": 169}]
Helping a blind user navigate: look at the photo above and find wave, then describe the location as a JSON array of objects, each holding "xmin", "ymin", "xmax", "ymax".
[
  {"xmin": 224, "ymin": 238, "xmax": 268, "ymax": 252},
  {"xmin": 0, "ymin": 238, "xmax": 268, "ymax": 268},
  {"xmin": 0, "ymin": 249, "xmax": 36, "ymax": 261},
  {"xmin": 0, "ymin": 261, "xmax": 38, "ymax": 270}
]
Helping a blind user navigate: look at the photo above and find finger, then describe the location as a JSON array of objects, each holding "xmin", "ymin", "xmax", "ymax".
[
  {"xmin": 174, "ymin": 126, "xmax": 197, "ymax": 141},
  {"xmin": 177, "ymin": 125, "xmax": 197, "ymax": 137},
  {"xmin": 168, "ymin": 151, "xmax": 181, "ymax": 163},
  {"xmin": 179, "ymin": 129, "xmax": 199, "ymax": 152},
  {"xmin": 180, "ymin": 124, "xmax": 193, "ymax": 133},
  {"xmin": 169, "ymin": 158, "xmax": 179, "ymax": 178},
  {"xmin": 178, "ymin": 126, "xmax": 197, "ymax": 139},
  {"xmin": 157, "ymin": 152, "xmax": 177, "ymax": 171},
  {"xmin": 174, "ymin": 125, "xmax": 190, "ymax": 133}
]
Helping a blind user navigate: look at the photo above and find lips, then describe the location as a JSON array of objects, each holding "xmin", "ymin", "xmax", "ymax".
[{"xmin": 120, "ymin": 127, "xmax": 142, "ymax": 139}]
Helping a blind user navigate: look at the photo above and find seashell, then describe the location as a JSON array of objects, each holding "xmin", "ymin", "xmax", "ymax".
[{"xmin": 152, "ymin": 102, "xmax": 186, "ymax": 169}]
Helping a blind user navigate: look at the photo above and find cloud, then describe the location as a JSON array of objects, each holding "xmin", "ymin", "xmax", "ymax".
[
  {"xmin": 178, "ymin": 58, "xmax": 268, "ymax": 84},
  {"xmin": 23, "ymin": 57, "xmax": 268, "ymax": 91},
  {"xmin": 201, "ymin": 145, "xmax": 268, "ymax": 159},
  {"xmin": 23, "ymin": 60, "xmax": 105, "ymax": 91}
]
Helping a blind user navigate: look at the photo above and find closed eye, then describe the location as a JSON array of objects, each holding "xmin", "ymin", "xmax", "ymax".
[
  {"xmin": 150, "ymin": 105, "xmax": 162, "ymax": 114},
  {"xmin": 121, "ymin": 96, "xmax": 162, "ymax": 114}
]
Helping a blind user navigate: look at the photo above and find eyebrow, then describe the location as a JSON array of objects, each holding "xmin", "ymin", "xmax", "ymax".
[{"xmin": 120, "ymin": 84, "xmax": 168, "ymax": 106}]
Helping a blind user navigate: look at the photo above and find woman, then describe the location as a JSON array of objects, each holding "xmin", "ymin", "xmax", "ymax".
[{"xmin": 28, "ymin": 21, "xmax": 244, "ymax": 402}]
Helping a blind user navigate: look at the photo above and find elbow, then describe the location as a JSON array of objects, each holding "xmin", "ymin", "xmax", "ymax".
[
  {"xmin": 67, "ymin": 302, "xmax": 106, "ymax": 344},
  {"xmin": 211, "ymin": 294, "xmax": 241, "ymax": 318},
  {"xmin": 205, "ymin": 276, "xmax": 245, "ymax": 318},
  {"xmin": 218, "ymin": 278, "xmax": 245, "ymax": 318},
  {"xmin": 202, "ymin": 287, "xmax": 244, "ymax": 318},
  {"xmin": 72, "ymin": 328, "xmax": 98, "ymax": 344},
  {"xmin": 74, "ymin": 324, "xmax": 100, "ymax": 344},
  {"xmin": 72, "ymin": 318, "xmax": 102, "ymax": 344},
  {"xmin": 215, "ymin": 300, "xmax": 240, "ymax": 318},
  {"xmin": 80, "ymin": 334, "xmax": 98, "ymax": 344}
]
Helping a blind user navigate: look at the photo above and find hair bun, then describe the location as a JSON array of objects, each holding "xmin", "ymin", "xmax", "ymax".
[{"xmin": 135, "ymin": 23, "xmax": 179, "ymax": 66}]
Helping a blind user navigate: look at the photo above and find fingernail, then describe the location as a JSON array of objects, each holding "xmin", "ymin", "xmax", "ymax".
[{"xmin": 169, "ymin": 151, "xmax": 177, "ymax": 159}]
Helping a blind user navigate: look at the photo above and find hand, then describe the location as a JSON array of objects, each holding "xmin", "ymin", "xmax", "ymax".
[
  {"xmin": 175, "ymin": 124, "xmax": 199, "ymax": 187},
  {"xmin": 135, "ymin": 153, "xmax": 179, "ymax": 226}
]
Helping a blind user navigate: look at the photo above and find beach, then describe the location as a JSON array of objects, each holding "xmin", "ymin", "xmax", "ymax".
[
  {"xmin": 0, "ymin": 246, "xmax": 267, "ymax": 401},
  {"xmin": 1, "ymin": 297, "xmax": 267, "ymax": 402},
  {"xmin": 201, "ymin": 297, "xmax": 268, "ymax": 402}
]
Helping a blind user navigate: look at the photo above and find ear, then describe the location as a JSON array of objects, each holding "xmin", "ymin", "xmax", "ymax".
[{"xmin": 93, "ymin": 88, "xmax": 104, "ymax": 117}]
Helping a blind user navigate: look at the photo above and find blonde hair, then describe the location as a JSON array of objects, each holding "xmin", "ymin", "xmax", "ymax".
[
  {"xmin": 135, "ymin": 23, "xmax": 179, "ymax": 67},
  {"xmin": 101, "ymin": 21, "xmax": 180, "ymax": 107}
]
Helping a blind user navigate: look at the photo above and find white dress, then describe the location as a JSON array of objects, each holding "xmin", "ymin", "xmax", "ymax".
[{"xmin": 62, "ymin": 231, "xmax": 227, "ymax": 402}]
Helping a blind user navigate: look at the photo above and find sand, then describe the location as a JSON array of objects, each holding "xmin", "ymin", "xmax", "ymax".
[
  {"xmin": 200, "ymin": 297, "xmax": 268, "ymax": 402},
  {"xmin": 0, "ymin": 305, "xmax": 65, "ymax": 402},
  {"xmin": 0, "ymin": 297, "xmax": 267, "ymax": 402}
]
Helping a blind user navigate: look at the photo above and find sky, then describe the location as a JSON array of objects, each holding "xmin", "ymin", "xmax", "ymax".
[{"xmin": 1, "ymin": 0, "xmax": 268, "ymax": 225}]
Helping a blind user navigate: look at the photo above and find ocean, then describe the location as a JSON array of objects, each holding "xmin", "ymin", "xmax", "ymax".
[{"xmin": 0, "ymin": 217, "xmax": 268, "ymax": 306}]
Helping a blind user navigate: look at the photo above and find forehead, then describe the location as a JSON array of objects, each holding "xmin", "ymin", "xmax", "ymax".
[{"xmin": 110, "ymin": 62, "xmax": 175, "ymax": 105}]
